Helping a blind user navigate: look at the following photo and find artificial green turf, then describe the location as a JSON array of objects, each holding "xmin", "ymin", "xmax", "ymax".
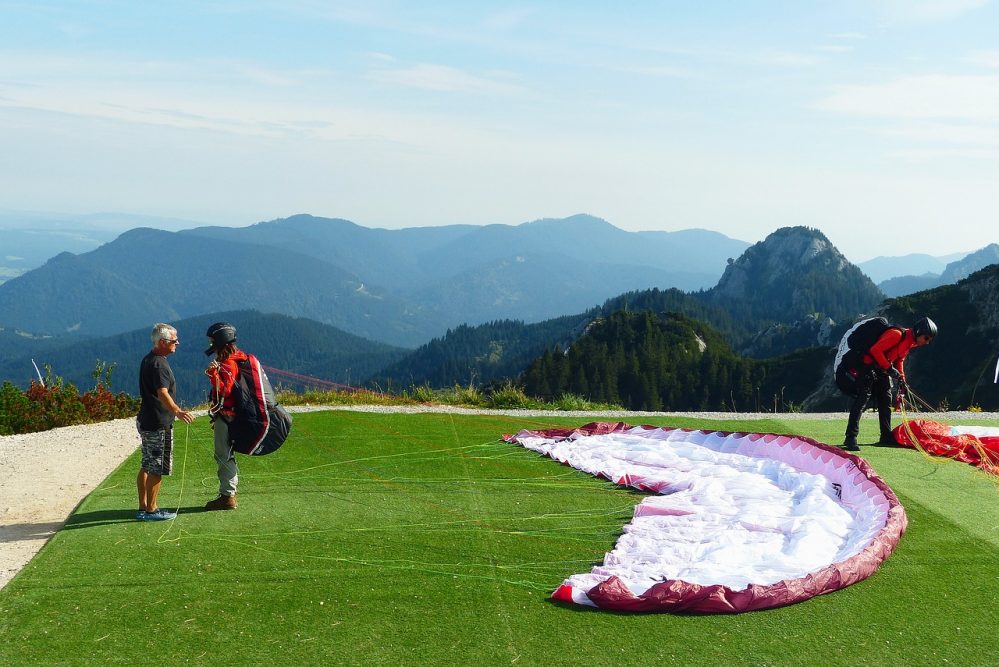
[{"xmin": 1, "ymin": 411, "xmax": 996, "ymax": 666}]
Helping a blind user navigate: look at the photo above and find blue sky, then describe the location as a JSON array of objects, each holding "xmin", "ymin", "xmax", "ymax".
[{"xmin": 1, "ymin": 1, "xmax": 998, "ymax": 261}]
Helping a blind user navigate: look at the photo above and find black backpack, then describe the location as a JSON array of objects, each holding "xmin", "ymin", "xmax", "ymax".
[
  {"xmin": 833, "ymin": 317, "xmax": 902, "ymax": 397},
  {"xmin": 226, "ymin": 354, "xmax": 293, "ymax": 456}
]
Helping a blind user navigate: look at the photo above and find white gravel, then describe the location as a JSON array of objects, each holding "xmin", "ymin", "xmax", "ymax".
[{"xmin": 2, "ymin": 406, "xmax": 995, "ymax": 590}]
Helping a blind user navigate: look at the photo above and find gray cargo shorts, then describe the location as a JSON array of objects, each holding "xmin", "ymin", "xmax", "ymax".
[{"xmin": 137, "ymin": 423, "xmax": 174, "ymax": 476}]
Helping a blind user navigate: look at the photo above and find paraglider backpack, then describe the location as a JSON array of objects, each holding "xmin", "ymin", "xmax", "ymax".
[
  {"xmin": 833, "ymin": 317, "xmax": 903, "ymax": 397},
  {"xmin": 226, "ymin": 354, "xmax": 293, "ymax": 456}
]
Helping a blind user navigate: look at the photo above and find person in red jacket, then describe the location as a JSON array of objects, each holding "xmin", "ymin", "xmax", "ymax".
[
  {"xmin": 843, "ymin": 316, "xmax": 937, "ymax": 451},
  {"xmin": 204, "ymin": 322, "xmax": 244, "ymax": 510}
]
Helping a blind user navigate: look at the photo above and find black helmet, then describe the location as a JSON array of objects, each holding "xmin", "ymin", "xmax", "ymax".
[
  {"xmin": 205, "ymin": 322, "xmax": 237, "ymax": 356},
  {"xmin": 913, "ymin": 316, "xmax": 937, "ymax": 340}
]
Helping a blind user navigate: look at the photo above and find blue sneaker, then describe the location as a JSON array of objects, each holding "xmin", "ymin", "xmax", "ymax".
[{"xmin": 141, "ymin": 509, "xmax": 177, "ymax": 521}]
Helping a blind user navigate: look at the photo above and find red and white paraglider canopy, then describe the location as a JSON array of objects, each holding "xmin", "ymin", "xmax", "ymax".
[
  {"xmin": 505, "ymin": 422, "xmax": 907, "ymax": 613},
  {"xmin": 894, "ymin": 419, "xmax": 999, "ymax": 475}
]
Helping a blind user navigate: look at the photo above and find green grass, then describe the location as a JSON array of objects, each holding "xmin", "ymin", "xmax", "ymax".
[{"xmin": 1, "ymin": 411, "xmax": 997, "ymax": 666}]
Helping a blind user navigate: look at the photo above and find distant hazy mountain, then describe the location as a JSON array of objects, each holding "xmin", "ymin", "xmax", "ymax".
[
  {"xmin": 375, "ymin": 226, "xmax": 886, "ymax": 388},
  {"xmin": 876, "ymin": 243, "xmax": 999, "ymax": 297},
  {"xmin": 856, "ymin": 253, "xmax": 957, "ymax": 284},
  {"xmin": 939, "ymin": 243, "xmax": 999, "ymax": 283},
  {"xmin": 0, "ymin": 213, "xmax": 748, "ymax": 347},
  {"xmin": 0, "ymin": 211, "xmax": 205, "ymax": 284},
  {"xmin": 0, "ymin": 310, "xmax": 408, "ymax": 405},
  {"xmin": 878, "ymin": 273, "xmax": 944, "ymax": 298},
  {"xmin": 0, "ymin": 227, "xmax": 429, "ymax": 344},
  {"xmin": 183, "ymin": 213, "xmax": 747, "ymax": 296}
]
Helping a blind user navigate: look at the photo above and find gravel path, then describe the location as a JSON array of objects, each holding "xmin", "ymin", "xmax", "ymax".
[{"xmin": 2, "ymin": 406, "xmax": 995, "ymax": 590}]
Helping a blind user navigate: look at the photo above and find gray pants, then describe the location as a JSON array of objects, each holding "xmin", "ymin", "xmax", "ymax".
[{"xmin": 213, "ymin": 418, "xmax": 239, "ymax": 496}]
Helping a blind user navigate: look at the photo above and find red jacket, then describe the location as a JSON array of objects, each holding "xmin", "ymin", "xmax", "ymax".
[
  {"xmin": 207, "ymin": 350, "xmax": 249, "ymax": 418},
  {"xmin": 864, "ymin": 328, "xmax": 918, "ymax": 380}
]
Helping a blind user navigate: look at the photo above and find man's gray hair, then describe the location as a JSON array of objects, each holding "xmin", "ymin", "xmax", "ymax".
[{"xmin": 151, "ymin": 323, "xmax": 176, "ymax": 345}]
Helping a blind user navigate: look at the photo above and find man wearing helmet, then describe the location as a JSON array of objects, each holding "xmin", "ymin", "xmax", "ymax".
[
  {"xmin": 204, "ymin": 322, "xmax": 244, "ymax": 510},
  {"xmin": 843, "ymin": 316, "xmax": 937, "ymax": 451}
]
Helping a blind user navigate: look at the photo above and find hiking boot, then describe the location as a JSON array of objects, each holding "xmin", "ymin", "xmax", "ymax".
[
  {"xmin": 205, "ymin": 494, "xmax": 238, "ymax": 511},
  {"xmin": 879, "ymin": 434, "xmax": 897, "ymax": 446},
  {"xmin": 140, "ymin": 509, "xmax": 177, "ymax": 521},
  {"xmin": 842, "ymin": 436, "xmax": 860, "ymax": 452}
]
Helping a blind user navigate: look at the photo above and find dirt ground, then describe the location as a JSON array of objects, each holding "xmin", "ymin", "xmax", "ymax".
[{"xmin": 0, "ymin": 418, "xmax": 141, "ymax": 589}]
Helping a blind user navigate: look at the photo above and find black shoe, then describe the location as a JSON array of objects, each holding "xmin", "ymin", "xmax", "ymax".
[
  {"xmin": 878, "ymin": 436, "xmax": 897, "ymax": 446},
  {"xmin": 843, "ymin": 437, "xmax": 860, "ymax": 452}
]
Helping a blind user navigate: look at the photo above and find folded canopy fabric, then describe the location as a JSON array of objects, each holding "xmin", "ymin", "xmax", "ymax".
[
  {"xmin": 894, "ymin": 419, "xmax": 999, "ymax": 475},
  {"xmin": 505, "ymin": 422, "xmax": 906, "ymax": 613}
]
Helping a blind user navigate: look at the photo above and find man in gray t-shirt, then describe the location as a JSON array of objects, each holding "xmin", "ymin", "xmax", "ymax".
[{"xmin": 136, "ymin": 323, "xmax": 193, "ymax": 521}]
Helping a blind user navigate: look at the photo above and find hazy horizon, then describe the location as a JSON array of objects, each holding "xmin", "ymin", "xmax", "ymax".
[{"xmin": 2, "ymin": 2, "xmax": 998, "ymax": 261}]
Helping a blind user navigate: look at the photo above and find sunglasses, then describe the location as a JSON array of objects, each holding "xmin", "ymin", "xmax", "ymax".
[{"xmin": 163, "ymin": 338, "xmax": 179, "ymax": 345}]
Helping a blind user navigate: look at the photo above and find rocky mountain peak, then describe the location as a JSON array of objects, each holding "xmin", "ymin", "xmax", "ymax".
[
  {"xmin": 713, "ymin": 226, "xmax": 847, "ymax": 298},
  {"xmin": 708, "ymin": 226, "xmax": 882, "ymax": 324}
]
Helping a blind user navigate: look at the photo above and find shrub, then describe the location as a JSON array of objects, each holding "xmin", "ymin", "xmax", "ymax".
[
  {"xmin": 277, "ymin": 387, "xmax": 403, "ymax": 407},
  {"xmin": 25, "ymin": 379, "xmax": 88, "ymax": 431},
  {"xmin": 0, "ymin": 381, "xmax": 33, "ymax": 435},
  {"xmin": 0, "ymin": 362, "xmax": 141, "ymax": 435},
  {"xmin": 81, "ymin": 384, "xmax": 140, "ymax": 422},
  {"xmin": 438, "ymin": 384, "xmax": 485, "ymax": 407},
  {"xmin": 486, "ymin": 382, "xmax": 541, "ymax": 409},
  {"xmin": 408, "ymin": 385, "xmax": 436, "ymax": 403}
]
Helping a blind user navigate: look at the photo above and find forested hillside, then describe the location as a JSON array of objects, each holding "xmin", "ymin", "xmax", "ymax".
[
  {"xmin": 370, "ymin": 314, "xmax": 591, "ymax": 390},
  {"xmin": 1, "ymin": 311, "xmax": 409, "ymax": 405},
  {"xmin": 520, "ymin": 311, "xmax": 827, "ymax": 412}
]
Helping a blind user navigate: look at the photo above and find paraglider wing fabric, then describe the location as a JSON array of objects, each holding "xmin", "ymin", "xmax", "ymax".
[
  {"xmin": 505, "ymin": 423, "xmax": 907, "ymax": 613},
  {"xmin": 893, "ymin": 419, "xmax": 999, "ymax": 474}
]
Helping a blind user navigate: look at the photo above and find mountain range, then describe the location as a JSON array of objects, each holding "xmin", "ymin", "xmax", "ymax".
[
  {"xmin": 0, "ymin": 214, "xmax": 748, "ymax": 346},
  {"xmin": 3, "ymin": 214, "xmax": 998, "ymax": 411},
  {"xmin": 3, "ymin": 210, "xmax": 986, "ymax": 294},
  {"xmin": 865, "ymin": 244, "xmax": 999, "ymax": 297},
  {"xmin": 371, "ymin": 226, "xmax": 883, "ymax": 390}
]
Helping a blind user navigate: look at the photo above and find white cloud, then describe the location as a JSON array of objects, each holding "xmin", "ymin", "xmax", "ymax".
[
  {"xmin": 481, "ymin": 8, "xmax": 536, "ymax": 32},
  {"xmin": 965, "ymin": 49, "xmax": 999, "ymax": 68},
  {"xmin": 363, "ymin": 52, "xmax": 396, "ymax": 63},
  {"xmin": 880, "ymin": 0, "xmax": 990, "ymax": 22},
  {"xmin": 882, "ymin": 119, "xmax": 999, "ymax": 145},
  {"xmin": 748, "ymin": 49, "xmax": 822, "ymax": 67},
  {"xmin": 816, "ymin": 74, "xmax": 999, "ymax": 121},
  {"xmin": 368, "ymin": 63, "xmax": 525, "ymax": 95},
  {"xmin": 617, "ymin": 64, "xmax": 696, "ymax": 79},
  {"xmin": 234, "ymin": 64, "xmax": 306, "ymax": 87},
  {"xmin": 889, "ymin": 146, "xmax": 999, "ymax": 159},
  {"xmin": 815, "ymin": 45, "xmax": 855, "ymax": 53}
]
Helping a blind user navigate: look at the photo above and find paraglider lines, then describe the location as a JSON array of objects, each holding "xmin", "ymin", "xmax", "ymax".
[{"xmin": 144, "ymin": 410, "xmax": 638, "ymax": 592}]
